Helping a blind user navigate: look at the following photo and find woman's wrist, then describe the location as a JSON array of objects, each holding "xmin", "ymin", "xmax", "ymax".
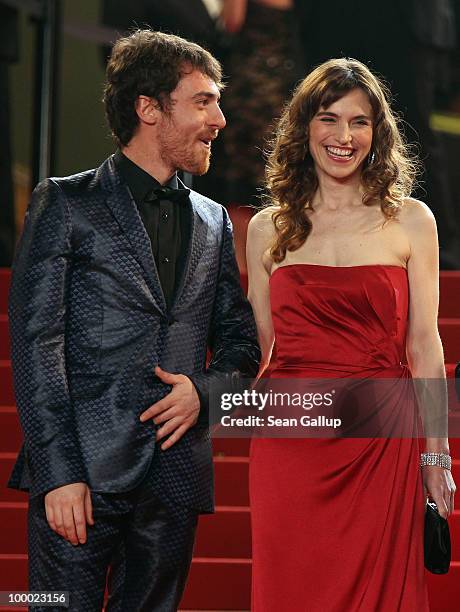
[
  {"xmin": 420, "ymin": 452, "xmax": 452, "ymax": 470},
  {"xmin": 424, "ymin": 438, "xmax": 450, "ymax": 455}
]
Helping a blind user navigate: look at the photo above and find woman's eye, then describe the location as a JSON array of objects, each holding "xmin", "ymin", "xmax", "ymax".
[{"xmin": 319, "ymin": 117, "xmax": 334, "ymax": 122}]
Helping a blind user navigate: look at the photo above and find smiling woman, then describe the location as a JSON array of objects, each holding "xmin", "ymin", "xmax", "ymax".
[
  {"xmin": 246, "ymin": 57, "xmax": 454, "ymax": 612},
  {"xmin": 265, "ymin": 57, "xmax": 418, "ymax": 263},
  {"xmin": 309, "ymin": 89, "xmax": 373, "ymax": 172}
]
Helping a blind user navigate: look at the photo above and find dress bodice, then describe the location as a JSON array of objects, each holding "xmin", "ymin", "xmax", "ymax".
[{"xmin": 269, "ymin": 264, "xmax": 409, "ymax": 376}]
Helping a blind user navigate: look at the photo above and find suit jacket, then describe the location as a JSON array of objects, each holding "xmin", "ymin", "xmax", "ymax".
[{"xmin": 8, "ymin": 155, "xmax": 260, "ymax": 513}]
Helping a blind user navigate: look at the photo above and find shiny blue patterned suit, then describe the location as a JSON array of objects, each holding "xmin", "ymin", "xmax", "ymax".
[{"xmin": 8, "ymin": 155, "xmax": 260, "ymax": 611}]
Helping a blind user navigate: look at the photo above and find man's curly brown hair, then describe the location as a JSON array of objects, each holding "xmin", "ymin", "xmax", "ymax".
[
  {"xmin": 265, "ymin": 58, "xmax": 420, "ymax": 263},
  {"xmin": 103, "ymin": 29, "xmax": 223, "ymax": 147}
]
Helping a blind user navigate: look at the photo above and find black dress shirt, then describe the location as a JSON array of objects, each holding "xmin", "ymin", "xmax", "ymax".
[{"xmin": 114, "ymin": 150, "xmax": 191, "ymax": 308}]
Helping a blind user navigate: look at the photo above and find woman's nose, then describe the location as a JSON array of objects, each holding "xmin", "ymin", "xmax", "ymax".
[{"xmin": 336, "ymin": 122, "xmax": 352, "ymax": 144}]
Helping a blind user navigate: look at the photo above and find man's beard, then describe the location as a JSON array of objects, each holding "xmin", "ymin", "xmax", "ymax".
[
  {"xmin": 173, "ymin": 143, "xmax": 211, "ymax": 176},
  {"xmin": 161, "ymin": 142, "xmax": 211, "ymax": 176}
]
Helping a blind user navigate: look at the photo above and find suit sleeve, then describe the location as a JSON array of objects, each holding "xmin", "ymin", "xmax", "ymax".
[
  {"xmin": 8, "ymin": 179, "xmax": 87, "ymax": 497},
  {"xmin": 189, "ymin": 207, "xmax": 261, "ymax": 425}
]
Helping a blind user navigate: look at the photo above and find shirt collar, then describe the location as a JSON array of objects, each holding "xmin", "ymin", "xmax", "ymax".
[{"xmin": 114, "ymin": 150, "xmax": 179, "ymax": 202}]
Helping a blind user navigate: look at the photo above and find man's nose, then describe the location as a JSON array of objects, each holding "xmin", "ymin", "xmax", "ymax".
[{"xmin": 210, "ymin": 104, "xmax": 226, "ymax": 130}]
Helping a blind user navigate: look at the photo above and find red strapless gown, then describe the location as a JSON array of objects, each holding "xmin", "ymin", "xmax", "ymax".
[{"xmin": 249, "ymin": 264, "xmax": 429, "ymax": 611}]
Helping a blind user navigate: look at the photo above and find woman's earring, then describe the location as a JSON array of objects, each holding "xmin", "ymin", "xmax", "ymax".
[{"xmin": 368, "ymin": 151, "xmax": 375, "ymax": 165}]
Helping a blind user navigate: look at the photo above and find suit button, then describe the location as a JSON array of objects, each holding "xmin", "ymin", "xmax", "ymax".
[{"xmin": 162, "ymin": 256, "xmax": 170, "ymax": 264}]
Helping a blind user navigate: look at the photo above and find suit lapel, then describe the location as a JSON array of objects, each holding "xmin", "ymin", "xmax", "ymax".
[
  {"xmin": 172, "ymin": 189, "xmax": 210, "ymax": 311},
  {"xmin": 98, "ymin": 156, "xmax": 167, "ymax": 314}
]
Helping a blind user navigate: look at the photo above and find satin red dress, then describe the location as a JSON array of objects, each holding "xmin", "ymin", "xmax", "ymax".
[{"xmin": 249, "ymin": 264, "xmax": 429, "ymax": 611}]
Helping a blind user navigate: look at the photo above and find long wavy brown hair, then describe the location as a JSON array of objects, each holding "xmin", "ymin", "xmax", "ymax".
[{"xmin": 265, "ymin": 58, "xmax": 419, "ymax": 263}]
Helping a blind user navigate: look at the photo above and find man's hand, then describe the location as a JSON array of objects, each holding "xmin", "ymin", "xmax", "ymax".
[
  {"xmin": 44, "ymin": 482, "xmax": 94, "ymax": 545},
  {"xmin": 140, "ymin": 366, "xmax": 200, "ymax": 450}
]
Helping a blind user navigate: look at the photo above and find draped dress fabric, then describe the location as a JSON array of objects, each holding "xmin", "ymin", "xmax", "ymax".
[{"xmin": 249, "ymin": 264, "xmax": 429, "ymax": 611}]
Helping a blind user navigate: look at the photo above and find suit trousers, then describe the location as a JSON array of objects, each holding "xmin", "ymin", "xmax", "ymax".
[{"xmin": 27, "ymin": 466, "xmax": 198, "ymax": 612}]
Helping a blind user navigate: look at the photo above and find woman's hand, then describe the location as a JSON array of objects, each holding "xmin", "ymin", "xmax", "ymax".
[{"xmin": 422, "ymin": 465, "xmax": 456, "ymax": 518}]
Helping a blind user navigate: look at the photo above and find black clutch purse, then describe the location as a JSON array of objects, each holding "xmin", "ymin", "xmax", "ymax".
[{"xmin": 424, "ymin": 501, "xmax": 451, "ymax": 574}]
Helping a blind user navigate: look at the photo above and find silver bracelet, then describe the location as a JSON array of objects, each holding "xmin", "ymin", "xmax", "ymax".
[{"xmin": 420, "ymin": 452, "xmax": 452, "ymax": 470}]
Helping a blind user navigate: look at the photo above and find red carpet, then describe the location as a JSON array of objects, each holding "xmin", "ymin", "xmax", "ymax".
[{"xmin": 0, "ymin": 267, "xmax": 459, "ymax": 611}]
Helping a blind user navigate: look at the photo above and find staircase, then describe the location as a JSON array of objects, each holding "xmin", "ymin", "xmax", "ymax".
[{"xmin": 0, "ymin": 267, "xmax": 459, "ymax": 612}]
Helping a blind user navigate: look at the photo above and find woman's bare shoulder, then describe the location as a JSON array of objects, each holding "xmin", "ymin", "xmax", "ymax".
[
  {"xmin": 248, "ymin": 206, "xmax": 279, "ymax": 237},
  {"xmin": 247, "ymin": 207, "xmax": 279, "ymax": 268},
  {"xmin": 398, "ymin": 197, "xmax": 436, "ymax": 227},
  {"xmin": 398, "ymin": 198, "xmax": 438, "ymax": 256}
]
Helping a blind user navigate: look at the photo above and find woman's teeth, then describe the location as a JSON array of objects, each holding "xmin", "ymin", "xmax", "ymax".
[{"xmin": 325, "ymin": 146, "xmax": 353, "ymax": 158}]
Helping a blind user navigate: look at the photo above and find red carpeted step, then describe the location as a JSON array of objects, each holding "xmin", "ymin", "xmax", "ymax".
[
  {"xmin": 196, "ymin": 507, "xmax": 251, "ymax": 558},
  {"xmin": 0, "ymin": 408, "xmax": 23, "ymax": 453},
  {"xmin": 0, "ymin": 503, "xmax": 27, "ymax": 554},
  {"xmin": 212, "ymin": 439, "xmax": 251, "ymax": 457},
  {"xmin": 214, "ymin": 457, "xmax": 249, "ymax": 507},
  {"xmin": 439, "ymin": 319, "xmax": 460, "ymax": 363},
  {"xmin": 0, "ymin": 269, "xmax": 10, "ymax": 316},
  {"xmin": 439, "ymin": 272, "xmax": 460, "ymax": 319},
  {"xmin": 181, "ymin": 558, "xmax": 252, "ymax": 610},
  {"xmin": 446, "ymin": 363, "xmax": 458, "ymax": 378},
  {"xmin": 0, "ymin": 555, "xmax": 28, "ymax": 593},
  {"xmin": 0, "ymin": 361, "xmax": 14, "ymax": 405},
  {"xmin": 0, "ymin": 455, "xmax": 27, "ymax": 503},
  {"xmin": 427, "ymin": 565, "xmax": 460, "ymax": 612},
  {"xmin": 0, "ymin": 317, "xmax": 10, "ymax": 360},
  {"xmin": 449, "ymin": 413, "xmax": 460, "ymax": 456}
]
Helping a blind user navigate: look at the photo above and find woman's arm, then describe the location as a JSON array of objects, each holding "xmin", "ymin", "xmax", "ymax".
[
  {"xmin": 246, "ymin": 208, "xmax": 276, "ymax": 376},
  {"xmin": 402, "ymin": 198, "xmax": 456, "ymax": 517}
]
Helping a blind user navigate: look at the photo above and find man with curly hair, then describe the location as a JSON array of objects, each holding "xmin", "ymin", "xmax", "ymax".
[{"xmin": 8, "ymin": 29, "xmax": 260, "ymax": 611}]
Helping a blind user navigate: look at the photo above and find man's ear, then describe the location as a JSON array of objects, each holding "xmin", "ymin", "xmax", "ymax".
[{"xmin": 135, "ymin": 95, "xmax": 161, "ymax": 126}]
